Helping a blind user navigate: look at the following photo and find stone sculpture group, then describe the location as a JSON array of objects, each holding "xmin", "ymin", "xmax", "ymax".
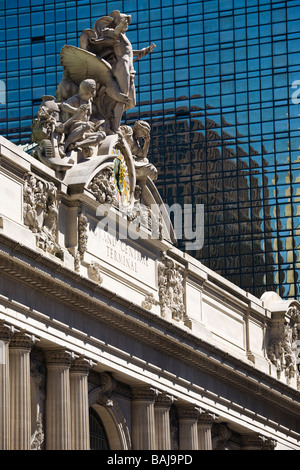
[{"xmin": 32, "ymin": 10, "xmax": 156, "ymax": 173}]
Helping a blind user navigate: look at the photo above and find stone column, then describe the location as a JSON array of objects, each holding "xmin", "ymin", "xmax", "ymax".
[
  {"xmin": 45, "ymin": 349, "xmax": 72, "ymax": 450},
  {"xmin": 154, "ymin": 393, "xmax": 174, "ymax": 450},
  {"xmin": 177, "ymin": 404, "xmax": 200, "ymax": 450},
  {"xmin": 197, "ymin": 410, "xmax": 216, "ymax": 450},
  {"xmin": 69, "ymin": 356, "xmax": 94, "ymax": 450},
  {"xmin": 9, "ymin": 331, "xmax": 37, "ymax": 450},
  {"xmin": 131, "ymin": 386, "xmax": 158, "ymax": 450},
  {"xmin": 0, "ymin": 322, "xmax": 14, "ymax": 450}
]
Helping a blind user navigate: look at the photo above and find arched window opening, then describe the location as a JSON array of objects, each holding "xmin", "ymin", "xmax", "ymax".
[{"xmin": 89, "ymin": 407, "xmax": 110, "ymax": 450}]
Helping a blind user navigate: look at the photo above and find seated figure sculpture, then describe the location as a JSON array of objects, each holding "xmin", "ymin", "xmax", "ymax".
[{"xmin": 59, "ymin": 79, "xmax": 106, "ymax": 158}]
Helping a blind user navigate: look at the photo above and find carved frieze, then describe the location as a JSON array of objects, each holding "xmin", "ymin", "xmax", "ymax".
[
  {"xmin": 158, "ymin": 253, "xmax": 190, "ymax": 326},
  {"xmin": 23, "ymin": 173, "xmax": 62, "ymax": 257},
  {"xmin": 267, "ymin": 304, "xmax": 300, "ymax": 385}
]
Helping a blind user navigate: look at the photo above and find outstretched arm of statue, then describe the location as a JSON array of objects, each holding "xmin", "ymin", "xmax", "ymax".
[{"xmin": 133, "ymin": 43, "xmax": 156, "ymax": 61}]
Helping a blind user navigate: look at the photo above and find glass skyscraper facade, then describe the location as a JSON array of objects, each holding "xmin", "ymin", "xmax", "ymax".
[{"xmin": 1, "ymin": 0, "xmax": 300, "ymax": 300}]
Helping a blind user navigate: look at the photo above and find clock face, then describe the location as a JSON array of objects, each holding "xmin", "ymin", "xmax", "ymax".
[{"xmin": 112, "ymin": 147, "xmax": 130, "ymax": 206}]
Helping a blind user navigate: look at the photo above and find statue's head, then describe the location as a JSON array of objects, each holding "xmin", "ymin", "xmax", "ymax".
[
  {"xmin": 79, "ymin": 79, "xmax": 97, "ymax": 99},
  {"xmin": 110, "ymin": 10, "xmax": 131, "ymax": 30},
  {"xmin": 133, "ymin": 120, "xmax": 151, "ymax": 138}
]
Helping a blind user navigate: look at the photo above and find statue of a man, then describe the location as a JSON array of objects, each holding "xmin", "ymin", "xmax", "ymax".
[{"xmin": 79, "ymin": 11, "xmax": 155, "ymax": 131}]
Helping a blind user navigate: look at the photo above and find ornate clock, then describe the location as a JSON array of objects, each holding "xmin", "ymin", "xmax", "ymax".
[{"xmin": 112, "ymin": 147, "xmax": 131, "ymax": 206}]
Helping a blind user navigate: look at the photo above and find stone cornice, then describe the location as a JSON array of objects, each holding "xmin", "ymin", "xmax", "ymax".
[{"xmin": 0, "ymin": 232, "xmax": 299, "ymax": 419}]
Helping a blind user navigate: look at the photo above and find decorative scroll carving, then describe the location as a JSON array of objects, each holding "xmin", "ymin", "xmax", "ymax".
[
  {"xmin": 97, "ymin": 372, "xmax": 116, "ymax": 407},
  {"xmin": 213, "ymin": 423, "xmax": 232, "ymax": 450},
  {"xmin": 158, "ymin": 253, "xmax": 190, "ymax": 326},
  {"xmin": 23, "ymin": 173, "xmax": 62, "ymax": 257},
  {"xmin": 267, "ymin": 305, "xmax": 300, "ymax": 385}
]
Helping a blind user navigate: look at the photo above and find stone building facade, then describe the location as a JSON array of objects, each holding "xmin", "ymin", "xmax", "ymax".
[
  {"xmin": 1, "ymin": 10, "xmax": 300, "ymax": 452},
  {"xmin": 0, "ymin": 134, "xmax": 300, "ymax": 451}
]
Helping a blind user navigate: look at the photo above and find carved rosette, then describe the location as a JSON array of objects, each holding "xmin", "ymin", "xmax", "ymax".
[
  {"xmin": 267, "ymin": 305, "xmax": 300, "ymax": 385},
  {"xmin": 23, "ymin": 173, "xmax": 62, "ymax": 257},
  {"xmin": 158, "ymin": 253, "xmax": 190, "ymax": 326}
]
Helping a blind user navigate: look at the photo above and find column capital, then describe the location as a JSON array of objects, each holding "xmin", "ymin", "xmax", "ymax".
[
  {"xmin": 177, "ymin": 404, "xmax": 201, "ymax": 421},
  {"xmin": 155, "ymin": 392, "xmax": 176, "ymax": 409},
  {"xmin": 242, "ymin": 434, "xmax": 277, "ymax": 450},
  {"xmin": 198, "ymin": 409, "xmax": 218, "ymax": 426},
  {"xmin": 70, "ymin": 356, "xmax": 96, "ymax": 374},
  {"xmin": 45, "ymin": 348, "xmax": 73, "ymax": 367},
  {"xmin": 0, "ymin": 320, "xmax": 14, "ymax": 343},
  {"xmin": 131, "ymin": 386, "xmax": 159, "ymax": 402},
  {"xmin": 10, "ymin": 331, "xmax": 38, "ymax": 350}
]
